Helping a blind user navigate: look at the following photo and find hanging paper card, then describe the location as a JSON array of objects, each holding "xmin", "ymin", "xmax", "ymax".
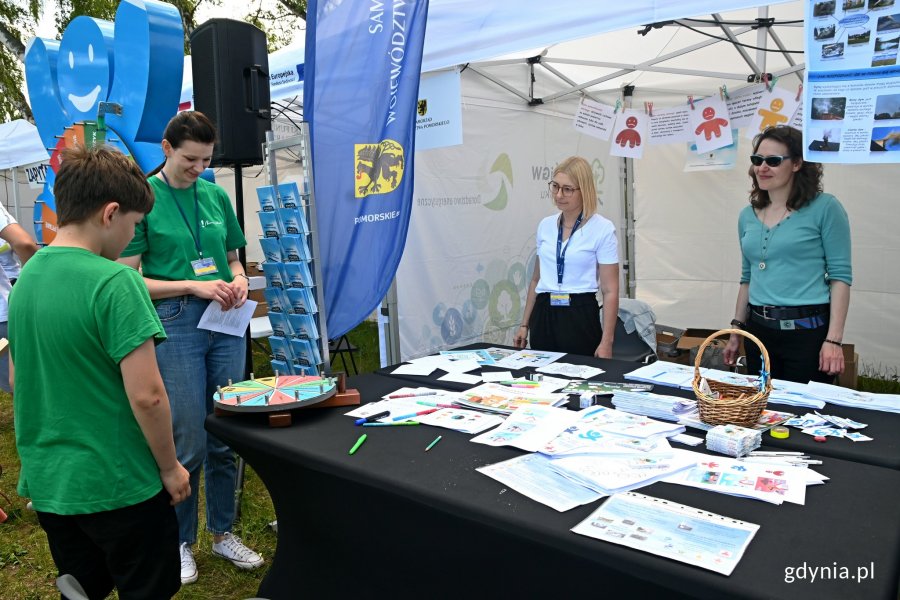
[
  {"xmin": 690, "ymin": 97, "xmax": 733, "ymax": 153},
  {"xmin": 726, "ymin": 83, "xmax": 766, "ymax": 129},
  {"xmin": 610, "ymin": 109, "xmax": 647, "ymax": 159},
  {"xmin": 572, "ymin": 97, "xmax": 616, "ymax": 141},
  {"xmin": 648, "ymin": 105, "xmax": 693, "ymax": 145},
  {"xmin": 746, "ymin": 86, "xmax": 800, "ymax": 138},
  {"xmin": 684, "ymin": 129, "xmax": 738, "ymax": 172}
]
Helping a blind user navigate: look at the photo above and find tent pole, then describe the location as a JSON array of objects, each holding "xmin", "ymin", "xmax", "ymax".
[
  {"xmin": 621, "ymin": 85, "xmax": 636, "ymax": 300},
  {"xmin": 380, "ymin": 278, "xmax": 401, "ymax": 366},
  {"xmin": 712, "ymin": 13, "xmax": 760, "ymax": 75},
  {"xmin": 755, "ymin": 7, "xmax": 769, "ymax": 76},
  {"xmin": 11, "ymin": 166, "xmax": 21, "ymax": 223}
]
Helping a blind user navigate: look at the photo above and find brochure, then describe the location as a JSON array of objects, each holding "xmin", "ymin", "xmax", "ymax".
[
  {"xmin": 571, "ymin": 492, "xmax": 759, "ymax": 576},
  {"xmin": 478, "ymin": 454, "xmax": 604, "ymax": 512},
  {"xmin": 456, "ymin": 382, "xmax": 568, "ymax": 414}
]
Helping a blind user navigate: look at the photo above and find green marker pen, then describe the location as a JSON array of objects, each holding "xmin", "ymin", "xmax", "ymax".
[{"xmin": 349, "ymin": 434, "xmax": 367, "ymax": 455}]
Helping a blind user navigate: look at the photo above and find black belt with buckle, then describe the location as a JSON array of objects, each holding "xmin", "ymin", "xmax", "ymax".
[{"xmin": 749, "ymin": 304, "xmax": 830, "ymax": 321}]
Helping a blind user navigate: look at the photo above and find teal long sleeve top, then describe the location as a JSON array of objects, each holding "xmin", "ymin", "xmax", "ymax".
[{"xmin": 739, "ymin": 192, "xmax": 852, "ymax": 306}]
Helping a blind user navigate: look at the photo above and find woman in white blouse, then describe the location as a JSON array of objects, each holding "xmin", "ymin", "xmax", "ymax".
[{"xmin": 514, "ymin": 156, "xmax": 619, "ymax": 357}]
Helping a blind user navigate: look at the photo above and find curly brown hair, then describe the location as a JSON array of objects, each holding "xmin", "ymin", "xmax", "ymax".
[{"xmin": 748, "ymin": 126, "xmax": 823, "ymax": 210}]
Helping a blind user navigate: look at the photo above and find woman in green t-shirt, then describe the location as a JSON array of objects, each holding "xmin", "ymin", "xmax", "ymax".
[{"xmin": 119, "ymin": 111, "xmax": 264, "ymax": 584}]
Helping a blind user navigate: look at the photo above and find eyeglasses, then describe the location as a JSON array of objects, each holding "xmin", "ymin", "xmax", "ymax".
[
  {"xmin": 750, "ymin": 154, "xmax": 792, "ymax": 167},
  {"xmin": 548, "ymin": 182, "xmax": 580, "ymax": 197}
]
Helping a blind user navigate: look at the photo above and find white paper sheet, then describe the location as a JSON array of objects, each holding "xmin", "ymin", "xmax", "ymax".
[{"xmin": 197, "ymin": 299, "xmax": 257, "ymax": 337}]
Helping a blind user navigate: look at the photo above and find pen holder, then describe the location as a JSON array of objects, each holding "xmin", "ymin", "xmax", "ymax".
[{"xmin": 693, "ymin": 328, "xmax": 771, "ymax": 427}]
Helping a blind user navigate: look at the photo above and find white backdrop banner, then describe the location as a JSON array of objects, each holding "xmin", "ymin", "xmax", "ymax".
[{"xmin": 397, "ymin": 99, "xmax": 621, "ymax": 360}]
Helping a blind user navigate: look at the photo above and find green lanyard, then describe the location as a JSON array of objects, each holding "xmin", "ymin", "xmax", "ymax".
[{"xmin": 160, "ymin": 172, "xmax": 203, "ymax": 258}]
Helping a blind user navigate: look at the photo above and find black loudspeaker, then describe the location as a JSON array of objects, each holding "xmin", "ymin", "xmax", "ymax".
[{"xmin": 190, "ymin": 19, "xmax": 271, "ymax": 167}]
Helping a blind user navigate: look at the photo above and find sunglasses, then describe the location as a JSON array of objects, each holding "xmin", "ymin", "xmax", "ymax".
[{"xmin": 750, "ymin": 154, "xmax": 792, "ymax": 167}]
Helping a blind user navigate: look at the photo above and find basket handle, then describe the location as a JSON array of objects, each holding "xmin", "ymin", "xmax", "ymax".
[{"xmin": 693, "ymin": 328, "xmax": 770, "ymax": 377}]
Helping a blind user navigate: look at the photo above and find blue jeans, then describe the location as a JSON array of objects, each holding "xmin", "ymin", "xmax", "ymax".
[{"xmin": 155, "ymin": 296, "xmax": 246, "ymax": 544}]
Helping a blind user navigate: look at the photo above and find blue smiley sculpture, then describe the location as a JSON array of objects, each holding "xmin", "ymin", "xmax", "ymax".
[{"xmin": 24, "ymin": 0, "xmax": 184, "ymax": 243}]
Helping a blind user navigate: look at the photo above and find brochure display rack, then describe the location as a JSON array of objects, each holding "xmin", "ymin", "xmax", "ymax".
[{"xmin": 256, "ymin": 125, "xmax": 330, "ymax": 377}]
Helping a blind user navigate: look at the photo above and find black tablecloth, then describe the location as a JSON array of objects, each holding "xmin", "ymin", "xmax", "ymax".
[
  {"xmin": 207, "ymin": 373, "xmax": 900, "ymax": 600},
  {"xmin": 377, "ymin": 344, "xmax": 900, "ymax": 470}
]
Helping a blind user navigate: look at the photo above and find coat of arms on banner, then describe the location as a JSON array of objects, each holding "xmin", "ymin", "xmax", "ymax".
[{"xmin": 354, "ymin": 139, "xmax": 405, "ymax": 198}]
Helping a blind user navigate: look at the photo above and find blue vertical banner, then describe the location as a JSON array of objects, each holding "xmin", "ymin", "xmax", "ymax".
[{"xmin": 304, "ymin": 0, "xmax": 430, "ymax": 338}]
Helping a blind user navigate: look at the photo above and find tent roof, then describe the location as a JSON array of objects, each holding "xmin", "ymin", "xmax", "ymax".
[
  {"xmin": 0, "ymin": 120, "xmax": 49, "ymax": 170},
  {"xmin": 423, "ymin": 0, "xmax": 803, "ymax": 104}
]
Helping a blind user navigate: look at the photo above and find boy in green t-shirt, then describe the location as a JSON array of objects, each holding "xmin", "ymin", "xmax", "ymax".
[{"xmin": 9, "ymin": 146, "xmax": 190, "ymax": 600}]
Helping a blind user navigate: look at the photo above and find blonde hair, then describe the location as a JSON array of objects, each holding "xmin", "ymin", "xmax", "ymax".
[{"xmin": 553, "ymin": 156, "xmax": 597, "ymax": 219}]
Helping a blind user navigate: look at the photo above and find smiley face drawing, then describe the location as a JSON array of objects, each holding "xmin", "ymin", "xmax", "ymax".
[
  {"xmin": 56, "ymin": 17, "xmax": 115, "ymax": 121},
  {"xmin": 24, "ymin": 0, "xmax": 184, "ymax": 243}
]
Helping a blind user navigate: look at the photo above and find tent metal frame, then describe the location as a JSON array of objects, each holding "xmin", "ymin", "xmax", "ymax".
[{"xmin": 460, "ymin": 8, "xmax": 806, "ymax": 301}]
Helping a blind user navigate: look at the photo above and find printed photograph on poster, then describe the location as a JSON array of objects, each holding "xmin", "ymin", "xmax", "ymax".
[
  {"xmin": 689, "ymin": 96, "xmax": 732, "ymax": 153},
  {"xmin": 812, "ymin": 1, "xmax": 835, "ymax": 17},
  {"xmin": 572, "ymin": 97, "xmax": 616, "ymax": 141},
  {"xmin": 746, "ymin": 87, "xmax": 800, "ymax": 137},
  {"xmin": 875, "ymin": 93, "xmax": 900, "ymax": 118},
  {"xmin": 610, "ymin": 109, "xmax": 647, "ymax": 159},
  {"xmin": 807, "ymin": 125, "xmax": 842, "ymax": 151},
  {"xmin": 871, "ymin": 126, "xmax": 900, "ymax": 150},
  {"xmin": 684, "ymin": 130, "xmax": 738, "ymax": 172},
  {"xmin": 847, "ymin": 28, "xmax": 871, "ymax": 46},
  {"xmin": 810, "ymin": 96, "xmax": 846, "ymax": 120}
]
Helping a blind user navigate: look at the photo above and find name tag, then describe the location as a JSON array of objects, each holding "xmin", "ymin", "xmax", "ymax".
[
  {"xmin": 779, "ymin": 319, "xmax": 795, "ymax": 330},
  {"xmin": 191, "ymin": 257, "xmax": 218, "ymax": 276},
  {"xmin": 550, "ymin": 293, "xmax": 571, "ymax": 307}
]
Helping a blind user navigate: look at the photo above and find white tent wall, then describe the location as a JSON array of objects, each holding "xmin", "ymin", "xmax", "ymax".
[
  {"xmin": 632, "ymin": 108, "xmax": 900, "ymax": 371},
  {"xmin": 395, "ymin": 69, "xmax": 623, "ymax": 359},
  {"xmin": 1, "ymin": 171, "xmax": 39, "ymax": 239}
]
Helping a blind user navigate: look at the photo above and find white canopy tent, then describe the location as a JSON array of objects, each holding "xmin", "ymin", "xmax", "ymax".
[{"xmin": 388, "ymin": 0, "xmax": 900, "ymax": 372}]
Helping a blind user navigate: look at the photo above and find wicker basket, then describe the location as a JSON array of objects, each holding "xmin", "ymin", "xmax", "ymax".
[{"xmin": 692, "ymin": 328, "xmax": 772, "ymax": 427}]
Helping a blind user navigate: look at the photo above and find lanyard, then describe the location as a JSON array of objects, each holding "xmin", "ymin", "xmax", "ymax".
[
  {"xmin": 160, "ymin": 171, "xmax": 203, "ymax": 258},
  {"xmin": 556, "ymin": 212, "xmax": 583, "ymax": 286}
]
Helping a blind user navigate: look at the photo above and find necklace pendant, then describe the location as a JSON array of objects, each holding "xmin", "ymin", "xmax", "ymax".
[{"xmin": 759, "ymin": 261, "xmax": 766, "ymax": 270}]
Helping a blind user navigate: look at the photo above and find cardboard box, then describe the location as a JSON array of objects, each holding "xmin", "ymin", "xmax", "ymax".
[{"xmin": 838, "ymin": 344, "xmax": 858, "ymax": 389}]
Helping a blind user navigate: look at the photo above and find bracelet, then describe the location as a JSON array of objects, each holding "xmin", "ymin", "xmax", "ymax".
[
  {"xmin": 519, "ymin": 324, "xmax": 529, "ymax": 329},
  {"xmin": 730, "ymin": 319, "xmax": 746, "ymax": 330},
  {"xmin": 824, "ymin": 338, "xmax": 843, "ymax": 347},
  {"xmin": 235, "ymin": 273, "xmax": 250, "ymax": 282}
]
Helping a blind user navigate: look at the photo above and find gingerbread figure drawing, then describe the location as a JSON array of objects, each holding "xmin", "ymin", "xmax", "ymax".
[
  {"xmin": 757, "ymin": 98, "xmax": 789, "ymax": 130},
  {"xmin": 694, "ymin": 106, "xmax": 729, "ymax": 140},
  {"xmin": 615, "ymin": 115, "xmax": 642, "ymax": 148}
]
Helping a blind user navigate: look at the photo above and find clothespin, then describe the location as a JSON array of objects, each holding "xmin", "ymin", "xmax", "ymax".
[
  {"xmin": 687, "ymin": 95, "xmax": 695, "ymax": 110},
  {"xmin": 765, "ymin": 74, "xmax": 779, "ymax": 92},
  {"xmin": 720, "ymin": 84, "xmax": 730, "ymax": 101},
  {"xmin": 614, "ymin": 99, "xmax": 622, "ymax": 114},
  {"xmin": 643, "ymin": 101, "xmax": 653, "ymax": 116},
  {"xmin": 795, "ymin": 83, "xmax": 803, "ymax": 102}
]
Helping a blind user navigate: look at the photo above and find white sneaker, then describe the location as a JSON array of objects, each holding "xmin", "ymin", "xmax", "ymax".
[
  {"xmin": 180, "ymin": 542, "xmax": 198, "ymax": 584},
  {"xmin": 211, "ymin": 533, "xmax": 264, "ymax": 570}
]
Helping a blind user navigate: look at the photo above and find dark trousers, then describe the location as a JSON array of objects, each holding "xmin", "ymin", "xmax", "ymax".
[
  {"xmin": 36, "ymin": 489, "xmax": 180, "ymax": 600},
  {"xmin": 529, "ymin": 292, "xmax": 603, "ymax": 356},
  {"xmin": 745, "ymin": 318, "xmax": 834, "ymax": 384}
]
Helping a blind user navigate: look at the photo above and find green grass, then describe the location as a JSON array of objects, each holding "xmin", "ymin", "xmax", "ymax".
[
  {"xmin": 0, "ymin": 319, "xmax": 380, "ymax": 599},
  {"xmin": 858, "ymin": 363, "xmax": 900, "ymax": 394}
]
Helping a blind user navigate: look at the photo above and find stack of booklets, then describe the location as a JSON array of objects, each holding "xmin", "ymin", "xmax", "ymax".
[
  {"xmin": 611, "ymin": 391, "xmax": 698, "ymax": 422},
  {"xmin": 805, "ymin": 381, "xmax": 900, "ymax": 413}
]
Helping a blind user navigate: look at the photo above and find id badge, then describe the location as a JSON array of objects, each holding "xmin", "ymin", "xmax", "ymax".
[
  {"xmin": 191, "ymin": 257, "xmax": 218, "ymax": 276},
  {"xmin": 550, "ymin": 293, "xmax": 571, "ymax": 307}
]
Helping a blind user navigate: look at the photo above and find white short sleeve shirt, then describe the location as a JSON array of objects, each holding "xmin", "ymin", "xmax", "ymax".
[{"xmin": 534, "ymin": 213, "xmax": 618, "ymax": 294}]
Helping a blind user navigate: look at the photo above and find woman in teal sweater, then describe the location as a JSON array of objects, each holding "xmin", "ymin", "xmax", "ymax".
[{"xmin": 724, "ymin": 126, "xmax": 851, "ymax": 383}]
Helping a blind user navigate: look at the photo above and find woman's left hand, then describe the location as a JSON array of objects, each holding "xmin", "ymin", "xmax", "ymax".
[
  {"xmin": 229, "ymin": 275, "xmax": 249, "ymax": 309},
  {"xmin": 594, "ymin": 341, "xmax": 613, "ymax": 359},
  {"xmin": 819, "ymin": 341, "xmax": 845, "ymax": 375}
]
